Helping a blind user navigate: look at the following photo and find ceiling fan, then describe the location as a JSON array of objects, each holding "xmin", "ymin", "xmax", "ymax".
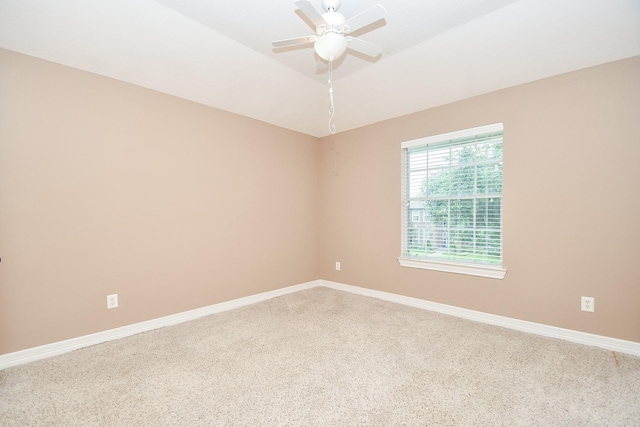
[
  {"xmin": 272, "ymin": 0, "xmax": 387, "ymax": 63},
  {"xmin": 273, "ymin": 0, "xmax": 386, "ymax": 134}
]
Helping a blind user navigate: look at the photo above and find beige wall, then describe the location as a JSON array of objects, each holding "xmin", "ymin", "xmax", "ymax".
[
  {"xmin": 318, "ymin": 56, "xmax": 640, "ymax": 343},
  {"xmin": 1, "ymin": 48, "xmax": 639, "ymax": 355},
  {"xmin": 0, "ymin": 49, "xmax": 319, "ymax": 354}
]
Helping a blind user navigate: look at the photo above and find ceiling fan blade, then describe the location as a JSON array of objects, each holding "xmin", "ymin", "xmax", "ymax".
[
  {"xmin": 272, "ymin": 35, "xmax": 317, "ymax": 48},
  {"xmin": 294, "ymin": 0, "xmax": 326, "ymax": 27},
  {"xmin": 346, "ymin": 36, "xmax": 383, "ymax": 57},
  {"xmin": 344, "ymin": 4, "xmax": 386, "ymax": 34}
]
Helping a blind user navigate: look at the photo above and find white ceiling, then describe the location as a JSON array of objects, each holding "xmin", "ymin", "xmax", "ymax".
[{"xmin": 1, "ymin": 0, "xmax": 639, "ymax": 137}]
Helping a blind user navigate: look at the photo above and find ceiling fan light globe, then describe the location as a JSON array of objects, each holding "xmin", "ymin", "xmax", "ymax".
[{"xmin": 314, "ymin": 32, "xmax": 347, "ymax": 61}]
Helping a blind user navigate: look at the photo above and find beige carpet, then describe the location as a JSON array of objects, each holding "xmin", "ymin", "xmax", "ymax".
[{"xmin": 1, "ymin": 287, "xmax": 639, "ymax": 426}]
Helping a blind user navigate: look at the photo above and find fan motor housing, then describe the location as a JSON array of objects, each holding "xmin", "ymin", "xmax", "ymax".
[
  {"xmin": 321, "ymin": 11, "xmax": 345, "ymax": 29},
  {"xmin": 322, "ymin": 0, "xmax": 341, "ymax": 12}
]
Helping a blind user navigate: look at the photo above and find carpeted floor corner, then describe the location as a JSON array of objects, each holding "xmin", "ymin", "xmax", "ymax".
[{"xmin": 1, "ymin": 286, "xmax": 639, "ymax": 425}]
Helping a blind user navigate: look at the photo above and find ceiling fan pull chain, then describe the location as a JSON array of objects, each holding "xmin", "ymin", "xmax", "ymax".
[{"xmin": 328, "ymin": 59, "xmax": 337, "ymax": 134}]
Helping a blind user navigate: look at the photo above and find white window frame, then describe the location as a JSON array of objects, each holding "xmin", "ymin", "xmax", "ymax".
[{"xmin": 398, "ymin": 123, "xmax": 506, "ymax": 279}]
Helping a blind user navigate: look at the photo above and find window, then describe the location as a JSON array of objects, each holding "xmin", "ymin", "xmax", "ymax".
[{"xmin": 399, "ymin": 123, "xmax": 506, "ymax": 279}]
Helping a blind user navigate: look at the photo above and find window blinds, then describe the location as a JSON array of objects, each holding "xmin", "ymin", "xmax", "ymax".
[{"xmin": 401, "ymin": 123, "xmax": 503, "ymax": 266}]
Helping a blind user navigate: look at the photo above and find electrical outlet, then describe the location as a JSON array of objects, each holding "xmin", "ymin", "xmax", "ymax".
[
  {"xmin": 107, "ymin": 294, "xmax": 119, "ymax": 309},
  {"xmin": 581, "ymin": 296, "xmax": 594, "ymax": 312},
  {"xmin": 335, "ymin": 262, "xmax": 341, "ymax": 271}
]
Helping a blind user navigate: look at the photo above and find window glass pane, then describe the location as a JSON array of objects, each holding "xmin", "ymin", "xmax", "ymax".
[
  {"xmin": 409, "ymin": 170, "xmax": 426, "ymax": 198},
  {"xmin": 448, "ymin": 230, "xmax": 474, "ymax": 261},
  {"xmin": 451, "ymin": 165, "xmax": 475, "ymax": 196},
  {"xmin": 487, "ymin": 231, "xmax": 502, "ymax": 260},
  {"xmin": 451, "ymin": 144, "xmax": 475, "ymax": 164},
  {"xmin": 476, "ymin": 164, "xmax": 491, "ymax": 195},
  {"xmin": 474, "ymin": 231, "xmax": 501, "ymax": 264},
  {"xmin": 407, "ymin": 228, "xmax": 424, "ymax": 255},
  {"xmin": 491, "ymin": 163, "xmax": 503, "ymax": 194},
  {"xmin": 475, "ymin": 230, "xmax": 488, "ymax": 252},
  {"xmin": 429, "ymin": 228, "xmax": 447, "ymax": 252},
  {"xmin": 426, "ymin": 200, "xmax": 448, "ymax": 227},
  {"xmin": 427, "ymin": 168, "xmax": 450, "ymax": 197},
  {"xmin": 407, "ymin": 150, "xmax": 427, "ymax": 199},
  {"xmin": 450, "ymin": 198, "xmax": 473, "ymax": 228},
  {"xmin": 476, "ymin": 138, "xmax": 502, "ymax": 161},
  {"xmin": 428, "ymin": 147, "xmax": 450, "ymax": 169},
  {"xmin": 487, "ymin": 197, "xmax": 501, "ymax": 229},
  {"xmin": 475, "ymin": 198, "xmax": 488, "ymax": 229}
]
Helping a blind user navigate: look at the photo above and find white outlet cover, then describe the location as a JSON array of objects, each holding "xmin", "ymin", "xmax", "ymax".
[
  {"xmin": 107, "ymin": 294, "xmax": 119, "ymax": 309},
  {"xmin": 581, "ymin": 296, "xmax": 594, "ymax": 312}
]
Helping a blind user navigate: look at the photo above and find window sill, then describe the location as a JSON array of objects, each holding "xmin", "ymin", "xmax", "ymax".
[{"xmin": 397, "ymin": 257, "xmax": 506, "ymax": 279}]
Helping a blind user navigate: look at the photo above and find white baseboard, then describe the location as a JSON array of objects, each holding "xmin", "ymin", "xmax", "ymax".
[
  {"xmin": 320, "ymin": 280, "xmax": 640, "ymax": 358},
  {"xmin": 2, "ymin": 278, "xmax": 638, "ymax": 370},
  {"xmin": 0, "ymin": 280, "xmax": 320, "ymax": 370}
]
